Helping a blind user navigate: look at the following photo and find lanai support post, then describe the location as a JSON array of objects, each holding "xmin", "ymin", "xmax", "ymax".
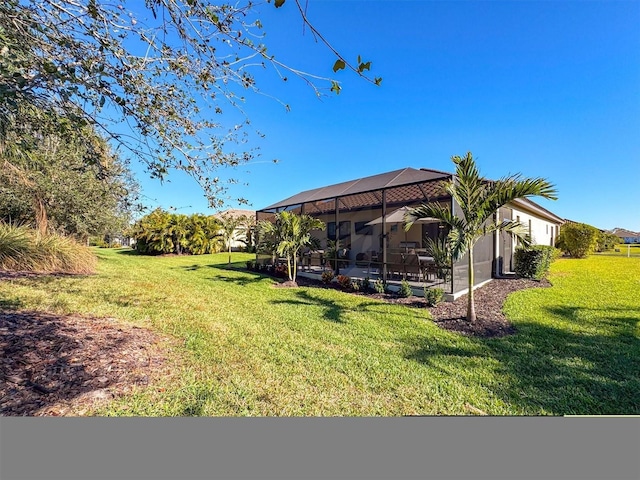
[{"xmin": 382, "ymin": 190, "xmax": 387, "ymax": 282}]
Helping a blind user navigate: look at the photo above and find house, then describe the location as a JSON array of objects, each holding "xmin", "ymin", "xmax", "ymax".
[
  {"xmin": 214, "ymin": 209, "xmax": 255, "ymax": 250},
  {"xmin": 256, "ymin": 167, "xmax": 563, "ymax": 299},
  {"xmin": 610, "ymin": 228, "xmax": 640, "ymax": 244}
]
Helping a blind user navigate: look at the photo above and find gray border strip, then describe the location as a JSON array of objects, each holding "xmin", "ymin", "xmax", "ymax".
[{"xmin": 1, "ymin": 417, "xmax": 639, "ymax": 480}]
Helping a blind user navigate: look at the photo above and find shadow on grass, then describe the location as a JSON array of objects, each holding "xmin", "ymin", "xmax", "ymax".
[
  {"xmin": 113, "ymin": 249, "xmax": 141, "ymax": 257},
  {"xmin": 270, "ymin": 288, "xmax": 428, "ymax": 325},
  {"xmin": 0, "ymin": 297, "xmax": 24, "ymax": 310},
  {"xmin": 404, "ymin": 306, "xmax": 640, "ymax": 415},
  {"xmin": 271, "ymin": 289, "xmax": 346, "ymax": 323}
]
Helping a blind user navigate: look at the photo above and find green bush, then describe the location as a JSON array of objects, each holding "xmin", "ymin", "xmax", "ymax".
[
  {"xmin": 424, "ymin": 287, "xmax": 444, "ymax": 307},
  {"xmin": 514, "ymin": 245, "xmax": 558, "ymax": 280},
  {"xmin": 321, "ymin": 270, "xmax": 334, "ymax": 284},
  {"xmin": 596, "ymin": 232, "xmax": 619, "ymax": 252},
  {"xmin": 556, "ymin": 222, "xmax": 599, "ymax": 258},
  {"xmin": 0, "ymin": 223, "xmax": 96, "ymax": 274},
  {"xmin": 399, "ymin": 279, "xmax": 413, "ymax": 298},
  {"xmin": 373, "ymin": 279, "xmax": 386, "ymax": 294}
]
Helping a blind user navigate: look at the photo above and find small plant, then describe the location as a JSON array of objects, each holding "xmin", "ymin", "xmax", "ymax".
[
  {"xmin": 350, "ymin": 280, "xmax": 360, "ymax": 292},
  {"xmin": 424, "ymin": 287, "xmax": 444, "ymax": 307},
  {"xmin": 246, "ymin": 260, "xmax": 255, "ymax": 270},
  {"xmin": 399, "ymin": 279, "xmax": 413, "ymax": 298},
  {"xmin": 321, "ymin": 270, "xmax": 335, "ymax": 284},
  {"xmin": 373, "ymin": 279, "xmax": 386, "ymax": 294},
  {"xmin": 336, "ymin": 274, "xmax": 351, "ymax": 290},
  {"xmin": 360, "ymin": 277, "xmax": 371, "ymax": 292},
  {"xmin": 274, "ymin": 263, "xmax": 288, "ymax": 278}
]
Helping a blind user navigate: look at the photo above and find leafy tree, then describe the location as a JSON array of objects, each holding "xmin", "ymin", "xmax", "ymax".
[
  {"xmin": 405, "ymin": 152, "xmax": 557, "ymax": 322},
  {"xmin": 596, "ymin": 231, "xmax": 619, "ymax": 252},
  {"xmin": 0, "ymin": 103, "xmax": 139, "ymax": 240},
  {"xmin": 1, "ymin": 0, "xmax": 380, "ymax": 207},
  {"xmin": 257, "ymin": 211, "xmax": 325, "ymax": 283},
  {"xmin": 555, "ymin": 222, "xmax": 599, "ymax": 258}
]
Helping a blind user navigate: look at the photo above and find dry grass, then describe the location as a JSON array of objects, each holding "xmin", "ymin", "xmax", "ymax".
[{"xmin": 0, "ymin": 224, "xmax": 96, "ymax": 274}]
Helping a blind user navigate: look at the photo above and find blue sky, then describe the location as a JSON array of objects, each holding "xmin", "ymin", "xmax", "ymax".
[{"xmin": 133, "ymin": 0, "xmax": 640, "ymax": 231}]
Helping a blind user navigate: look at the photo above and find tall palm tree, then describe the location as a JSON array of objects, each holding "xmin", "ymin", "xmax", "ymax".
[
  {"xmin": 405, "ymin": 152, "xmax": 558, "ymax": 322},
  {"xmin": 258, "ymin": 211, "xmax": 325, "ymax": 284}
]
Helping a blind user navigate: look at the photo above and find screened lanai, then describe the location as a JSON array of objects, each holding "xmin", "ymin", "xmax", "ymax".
[{"xmin": 256, "ymin": 167, "xmax": 496, "ymax": 297}]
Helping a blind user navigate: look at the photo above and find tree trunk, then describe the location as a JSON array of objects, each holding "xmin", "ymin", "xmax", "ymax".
[
  {"xmin": 292, "ymin": 254, "xmax": 297, "ymax": 283},
  {"xmin": 228, "ymin": 243, "xmax": 231, "ymax": 264},
  {"xmin": 34, "ymin": 196, "xmax": 48, "ymax": 235},
  {"xmin": 467, "ymin": 246, "xmax": 476, "ymax": 322}
]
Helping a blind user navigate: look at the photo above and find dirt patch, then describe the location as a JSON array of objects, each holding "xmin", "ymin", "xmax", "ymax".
[
  {"xmin": 285, "ymin": 274, "xmax": 550, "ymax": 338},
  {"xmin": 273, "ymin": 280, "xmax": 299, "ymax": 288},
  {"xmin": 1, "ymin": 309, "xmax": 178, "ymax": 416}
]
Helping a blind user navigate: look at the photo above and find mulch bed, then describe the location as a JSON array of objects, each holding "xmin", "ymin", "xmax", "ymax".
[
  {"xmin": 0, "ymin": 301, "xmax": 177, "ymax": 416},
  {"xmin": 280, "ymin": 274, "xmax": 551, "ymax": 338}
]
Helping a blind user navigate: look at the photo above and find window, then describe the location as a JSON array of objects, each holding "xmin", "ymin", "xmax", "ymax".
[
  {"xmin": 355, "ymin": 221, "xmax": 373, "ymax": 235},
  {"xmin": 327, "ymin": 221, "xmax": 351, "ymax": 240}
]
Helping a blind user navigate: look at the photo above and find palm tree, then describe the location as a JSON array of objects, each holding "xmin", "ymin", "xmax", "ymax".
[
  {"xmin": 218, "ymin": 214, "xmax": 248, "ymax": 264},
  {"xmin": 257, "ymin": 211, "xmax": 325, "ymax": 284},
  {"xmin": 405, "ymin": 152, "xmax": 557, "ymax": 322},
  {"xmin": 166, "ymin": 214, "xmax": 190, "ymax": 255}
]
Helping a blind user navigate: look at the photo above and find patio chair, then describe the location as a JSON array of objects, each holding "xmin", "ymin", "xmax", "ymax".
[{"xmin": 355, "ymin": 252, "xmax": 369, "ymax": 267}]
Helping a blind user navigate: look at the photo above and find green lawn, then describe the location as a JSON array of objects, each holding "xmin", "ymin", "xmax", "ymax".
[
  {"xmin": 596, "ymin": 244, "xmax": 640, "ymax": 257},
  {"xmin": 1, "ymin": 249, "xmax": 638, "ymax": 415}
]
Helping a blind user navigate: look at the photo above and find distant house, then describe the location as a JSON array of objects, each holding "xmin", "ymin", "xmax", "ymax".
[
  {"xmin": 214, "ymin": 209, "xmax": 255, "ymax": 250},
  {"xmin": 610, "ymin": 228, "xmax": 640, "ymax": 244},
  {"xmin": 257, "ymin": 167, "xmax": 563, "ymax": 299}
]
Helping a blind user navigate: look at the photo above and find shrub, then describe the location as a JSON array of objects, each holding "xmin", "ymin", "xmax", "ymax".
[
  {"xmin": 350, "ymin": 280, "xmax": 360, "ymax": 292},
  {"xmin": 424, "ymin": 287, "xmax": 444, "ymax": 307},
  {"xmin": 246, "ymin": 260, "xmax": 255, "ymax": 270},
  {"xmin": 360, "ymin": 277, "xmax": 371, "ymax": 292},
  {"xmin": 336, "ymin": 274, "xmax": 351, "ymax": 289},
  {"xmin": 274, "ymin": 263, "xmax": 288, "ymax": 278},
  {"xmin": 399, "ymin": 279, "xmax": 413, "ymax": 298},
  {"xmin": 596, "ymin": 232, "xmax": 619, "ymax": 252},
  {"xmin": 555, "ymin": 222, "xmax": 599, "ymax": 258},
  {"xmin": 321, "ymin": 270, "xmax": 334, "ymax": 284},
  {"xmin": 514, "ymin": 245, "xmax": 558, "ymax": 280},
  {"xmin": 373, "ymin": 279, "xmax": 386, "ymax": 294}
]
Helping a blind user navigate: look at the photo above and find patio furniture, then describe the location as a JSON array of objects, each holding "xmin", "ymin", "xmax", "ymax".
[{"xmin": 355, "ymin": 252, "xmax": 369, "ymax": 267}]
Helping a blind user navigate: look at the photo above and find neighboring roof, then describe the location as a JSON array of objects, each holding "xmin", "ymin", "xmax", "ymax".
[
  {"xmin": 610, "ymin": 228, "xmax": 640, "ymax": 237},
  {"xmin": 260, "ymin": 167, "xmax": 452, "ymax": 211},
  {"xmin": 215, "ymin": 208, "xmax": 255, "ymax": 219}
]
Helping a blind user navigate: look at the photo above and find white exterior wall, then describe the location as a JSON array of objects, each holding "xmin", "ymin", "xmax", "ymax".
[{"xmin": 509, "ymin": 205, "xmax": 558, "ymax": 247}]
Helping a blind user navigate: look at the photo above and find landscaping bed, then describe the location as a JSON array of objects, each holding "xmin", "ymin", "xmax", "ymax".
[
  {"xmin": 280, "ymin": 273, "xmax": 551, "ymax": 338},
  {"xmin": 0, "ymin": 305, "xmax": 177, "ymax": 416}
]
